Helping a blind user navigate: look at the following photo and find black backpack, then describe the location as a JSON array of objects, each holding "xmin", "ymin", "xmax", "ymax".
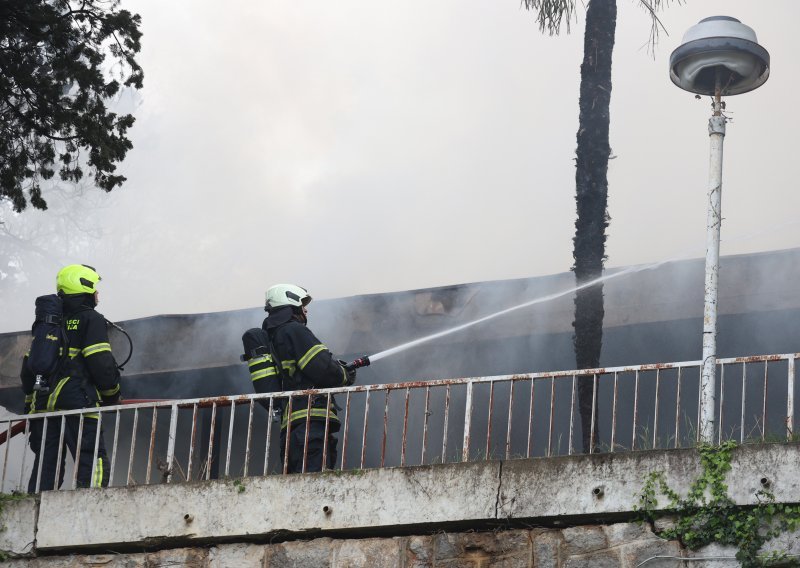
[
  {"xmin": 27, "ymin": 294, "xmax": 68, "ymax": 394},
  {"xmin": 241, "ymin": 328, "xmax": 290, "ymax": 393}
]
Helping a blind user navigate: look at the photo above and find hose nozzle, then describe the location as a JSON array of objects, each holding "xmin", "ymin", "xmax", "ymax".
[{"xmin": 345, "ymin": 356, "xmax": 370, "ymax": 372}]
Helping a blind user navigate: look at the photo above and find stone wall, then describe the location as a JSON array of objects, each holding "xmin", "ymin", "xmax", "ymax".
[
  {"xmin": 4, "ymin": 524, "xmax": 703, "ymax": 567},
  {"xmin": 4, "ymin": 444, "xmax": 800, "ymax": 567}
]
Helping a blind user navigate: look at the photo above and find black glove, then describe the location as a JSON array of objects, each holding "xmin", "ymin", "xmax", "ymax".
[
  {"xmin": 100, "ymin": 393, "xmax": 122, "ymax": 407},
  {"xmin": 339, "ymin": 360, "xmax": 357, "ymax": 386}
]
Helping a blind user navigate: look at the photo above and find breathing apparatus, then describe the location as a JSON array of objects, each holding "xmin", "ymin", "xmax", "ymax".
[{"xmin": 105, "ymin": 319, "xmax": 133, "ymax": 370}]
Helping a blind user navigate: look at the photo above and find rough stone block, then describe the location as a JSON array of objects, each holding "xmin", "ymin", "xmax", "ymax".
[
  {"xmin": 267, "ymin": 537, "xmax": 333, "ymax": 568},
  {"xmin": 562, "ymin": 525, "xmax": 608, "ymax": 555},
  {"xmin": 563, "ymin": 550, "xmax": 620, "ymax": 568},
  {"xmin": 146, "ymin": 548, "xmax": 209, "ymax": 567},
  {"xmin": 334, "ymin": 537, "xmax": 402, "ymax": 568},
  {"xmin": 434, "ymin": 533, "xmax": 462, "ymax": 560},
  {"xmin": 6, "ymin": 549, "xmax": 207, "ymax": 567},
  {"xmin": 209, "ymin": 543, "xmax": 265, "ymax": 567},
  {"xmin": 433, "ymin": 531, "xmax": 532, "ymax": 568},
  {"xmin": 620, "ymin": 536, "xmax": 682, "ymax": 568},
  {"xmin": 687, "ymin": 543, "xmax": 739, "ymax": 567},
  {"xmin": 406, "ymin": 535, "xmax": 433, "ymax": 567},
  {"xmin": 531, "ymin": 530, "xmax": 562, "ymax": 568},
  {"xmin": 652, "ymin": 515, "xmax": 677, "ymax": 533},
  {"xmin": 603, "ymin": 522, "xmax": 646, "ymax": 546},
  {"xmin": 487, "ymin": 549, "xmax": 532, "ymax": 568},
  {"xmin": 436, "ymin": 557, "xmax": 485, "ymax": 568},
  {"xmin": 467, "ymin": 530, "xmax": 529, "ymax": 555}
]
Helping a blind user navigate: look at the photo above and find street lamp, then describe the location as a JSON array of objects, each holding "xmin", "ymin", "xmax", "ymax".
[{"xmin": 669, "ymin": 16, "xmax": 770, "ymax": 444}]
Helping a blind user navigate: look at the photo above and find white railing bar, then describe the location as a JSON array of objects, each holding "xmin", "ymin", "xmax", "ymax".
[
  {"xmin": 35, "ymin": 417, "xmax": 47, "ymax": 493},
  {"xmin": 505, "ymin": 380, "xmax": 515, "ymax": 461},
  {"xmin": 421, "ymin": 387, "xmax": 430, "ymax": 465},
  {"xmin": 244, "ymin": 400, "xmax": 254, "ymax": 477},
  {"xmin": 53, "ymin": 415, "xmax": 66, "ymax": 491},
  {"xmin": 787, "ymin": 355, "xmax": 795, "ymax": 439},
  {"xmin": 590, "ymin": 374, "xmax": 598, "ymax": 454},
  {"xmin": 568, "ymin": 374, "xmax": 576, "ymax": 456},
  {"xmin": 611, "ymin": 372, "xmax": 618, "ymax": 453},
  {"xmin": 1, "ymin": 420, "xmax": 12, "ymax": 490},
  {"xmin": 740, "ymin": 363, "xmax": 747, "ymax": 444},
  {"xmin": 462, "ymin": 382, "xmax": 473, "ymax": 463},
  {"xmin": 165, "ymin": 404, "xmax": 178, "ymax": 483},
  {"xmin": 526, "ymin": 378, "xmax": 535, "ymax": 458},
  {"xmin": 127, "ymin": 408, "xmax": 139, "ymax": 485},
  {"xmin": 441, "ymin": 386, "xmax": 450, "ymax": 464},
  {"xmin": 145, "ymin": 408, "xmax": 157, "ymax": 485},
  {"xmin": 17, "ymin": 420, "xmax": 30, "ymax": 493},
  {"xmin": 225, "ymin": 401, "xmax": 236, "ymax": 478},
  {"xmin": 674, "ymin": 368, "xmax": 682, "ymax": 450},
  {"xmin": 718, "ymin": 363, "xmax": 725, "ymax": 445},
  {"xmin": 206, "ymin": 403, "xmax": 217, "ymax": 481},
  {"xmin": 762, "ymin": 362, "xmax": 769, "ymax": 442},
  {"xmin": 263, "ymin": 398, "xmax": 274, "ymax": 476},
  {"xmin": 109, "ymin": 409, "xmax": 121, "ymax": 484},
  {"xmin": 91, "ymin": 412, "xmax": 103, "ymax": 487},
  {"xmin": 653, "ymin": 369, "xmax": 660, "ymax": 450},
  {"xmin": 72, "ymin": 413, "xmax": 84, "ymax": 490}
]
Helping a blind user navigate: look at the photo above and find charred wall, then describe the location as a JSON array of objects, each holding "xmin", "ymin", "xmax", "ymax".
[{"xmin": 0, "ymin": 248, "xmax": 797, "ymax": 414}]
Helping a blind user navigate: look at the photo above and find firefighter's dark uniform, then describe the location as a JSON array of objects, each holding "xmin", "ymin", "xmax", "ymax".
[
  {"xmin": 21, "ymin": 294, "xmax": 121, "ymax": 492},
  {"xmin": 248, "ymin": 306, "xmax": 350, "ymax": 473}
]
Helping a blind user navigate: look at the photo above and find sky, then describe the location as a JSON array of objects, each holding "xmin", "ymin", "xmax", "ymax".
[{"xmin": 1, "ymin": 0, "xmax": 798, "ymax": 333}]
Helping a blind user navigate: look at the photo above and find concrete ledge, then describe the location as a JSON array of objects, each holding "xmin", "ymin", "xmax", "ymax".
[
  {"xmin": 30, "ymin": 443, "xmax": 800, "ymax": 552},
  {"xmin": 502, "ymin": 442, "xmax": 800, "ymax": 519},
  {"xmin": 0, "ymin": 495, "xmax": 37, "ymax": 557}
]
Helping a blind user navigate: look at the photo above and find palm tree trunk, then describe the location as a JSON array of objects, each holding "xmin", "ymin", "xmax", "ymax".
[{"xmin": 572, "ymin": 0, "xmax": 617, "ymax": 453}]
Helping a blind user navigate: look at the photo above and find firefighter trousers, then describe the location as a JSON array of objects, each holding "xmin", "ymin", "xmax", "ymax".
[
  {"xmin": 27, "ymin": 414, "xmax": 110, "ymax": 493},
  {"xmin": 279, "ymin": 420, "xmax": 337, "ymax": 473}
]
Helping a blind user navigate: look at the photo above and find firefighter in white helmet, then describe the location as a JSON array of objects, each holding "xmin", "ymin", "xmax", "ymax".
[{"xmin": 245, "ymin": 284, "xmax": 355, "ymax": 472}]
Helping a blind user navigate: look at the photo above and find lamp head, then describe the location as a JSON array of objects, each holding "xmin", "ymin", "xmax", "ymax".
[{"xmin": 669, "ymin": 16, "xmax": 769, "ymax": 96}]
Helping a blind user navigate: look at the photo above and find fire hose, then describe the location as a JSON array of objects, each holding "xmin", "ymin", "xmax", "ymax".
[{"xmin": 344, "ymin": 356, "xmax": 370, "ymax": 373}]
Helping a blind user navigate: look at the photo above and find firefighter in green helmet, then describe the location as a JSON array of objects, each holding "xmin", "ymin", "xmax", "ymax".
[
  {"xmin": 245, "ymin": 284, "xmax": 356, "ymax": 473},
  {"xmin": 21, "ymin": 264, "xmax": 122, "ymax": 491}
]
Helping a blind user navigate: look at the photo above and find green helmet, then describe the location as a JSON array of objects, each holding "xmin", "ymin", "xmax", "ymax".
[
  {"xmin": 56, "ymin": 264, "xmax": 101, "ymax": 296},
  {"xmin": 265, "ymin": 284, "xmax": 311, "ymax": 311}
]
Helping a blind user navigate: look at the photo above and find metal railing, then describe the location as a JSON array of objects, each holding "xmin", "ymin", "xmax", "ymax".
[{"xmin": 1, "ymin": 353, "xmax": 796, "ymax": 493}]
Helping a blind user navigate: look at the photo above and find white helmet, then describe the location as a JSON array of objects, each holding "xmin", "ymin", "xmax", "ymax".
[{"xmin": 265, "ymin": 283, "xmax": 312, "ymax": 311}]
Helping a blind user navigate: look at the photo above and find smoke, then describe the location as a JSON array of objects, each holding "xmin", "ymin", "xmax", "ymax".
[{"xmin": 1, "ymin": 0, "xmax": 799, "ymax": 337}]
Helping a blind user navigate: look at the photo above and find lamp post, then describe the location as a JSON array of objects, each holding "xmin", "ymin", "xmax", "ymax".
[{"xmin": 669, "ymin": 16, "xmax": 770, "ymax": 444}]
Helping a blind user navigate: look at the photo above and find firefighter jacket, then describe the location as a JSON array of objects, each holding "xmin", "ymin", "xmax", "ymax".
[
  {"xmin": 22, "ymin": 294, "xmax": 121, "ymax": 415},
  {"xmin": 248, "ymin": 306, "xmax": 349, "ymax": 430}
]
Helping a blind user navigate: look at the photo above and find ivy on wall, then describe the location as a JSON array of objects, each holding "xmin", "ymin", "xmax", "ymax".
[{"xmin": 636, "ymin": 441, "xmax": 800, "ymax": 567}]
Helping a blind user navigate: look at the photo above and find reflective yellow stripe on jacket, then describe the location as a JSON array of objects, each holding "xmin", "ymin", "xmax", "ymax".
[
  {"xmin": 46, "ymin": 377, "xmax": 72, "ymax": 412},
  {"xmin": 82, "ymin": 342, "xmax": 111, "ymax": 357},
  {"xmin": 297, "ymin": 344, "xmax": 326, "ymax": 370},
  {"xmin": 92, "ymin": 457, "xmax": 104, "ymax": 488},
  {"xmin": 249, "ymin": 356, "xmax": 296, "ymax": 382},
  {"xmin": 248, "ymin": 355, "xmax": 274, "ymax": 382},
  {"xmin": 281, "ymin": 407, "xmax": 339, "ymax": 430},
  {"xmin": 99, "ymin": 385, "xmax": 120, "ymax": 397}
]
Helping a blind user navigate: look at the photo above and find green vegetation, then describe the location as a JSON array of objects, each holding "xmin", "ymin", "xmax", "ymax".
[{"xmin": 637, "ymin": 441, "xmax": 800, "ymax": 567}]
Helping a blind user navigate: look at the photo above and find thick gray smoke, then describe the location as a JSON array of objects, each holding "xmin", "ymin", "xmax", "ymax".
[{"xmin": 1, "ymin": 0, "xmax": 798, "ymax": 335}]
